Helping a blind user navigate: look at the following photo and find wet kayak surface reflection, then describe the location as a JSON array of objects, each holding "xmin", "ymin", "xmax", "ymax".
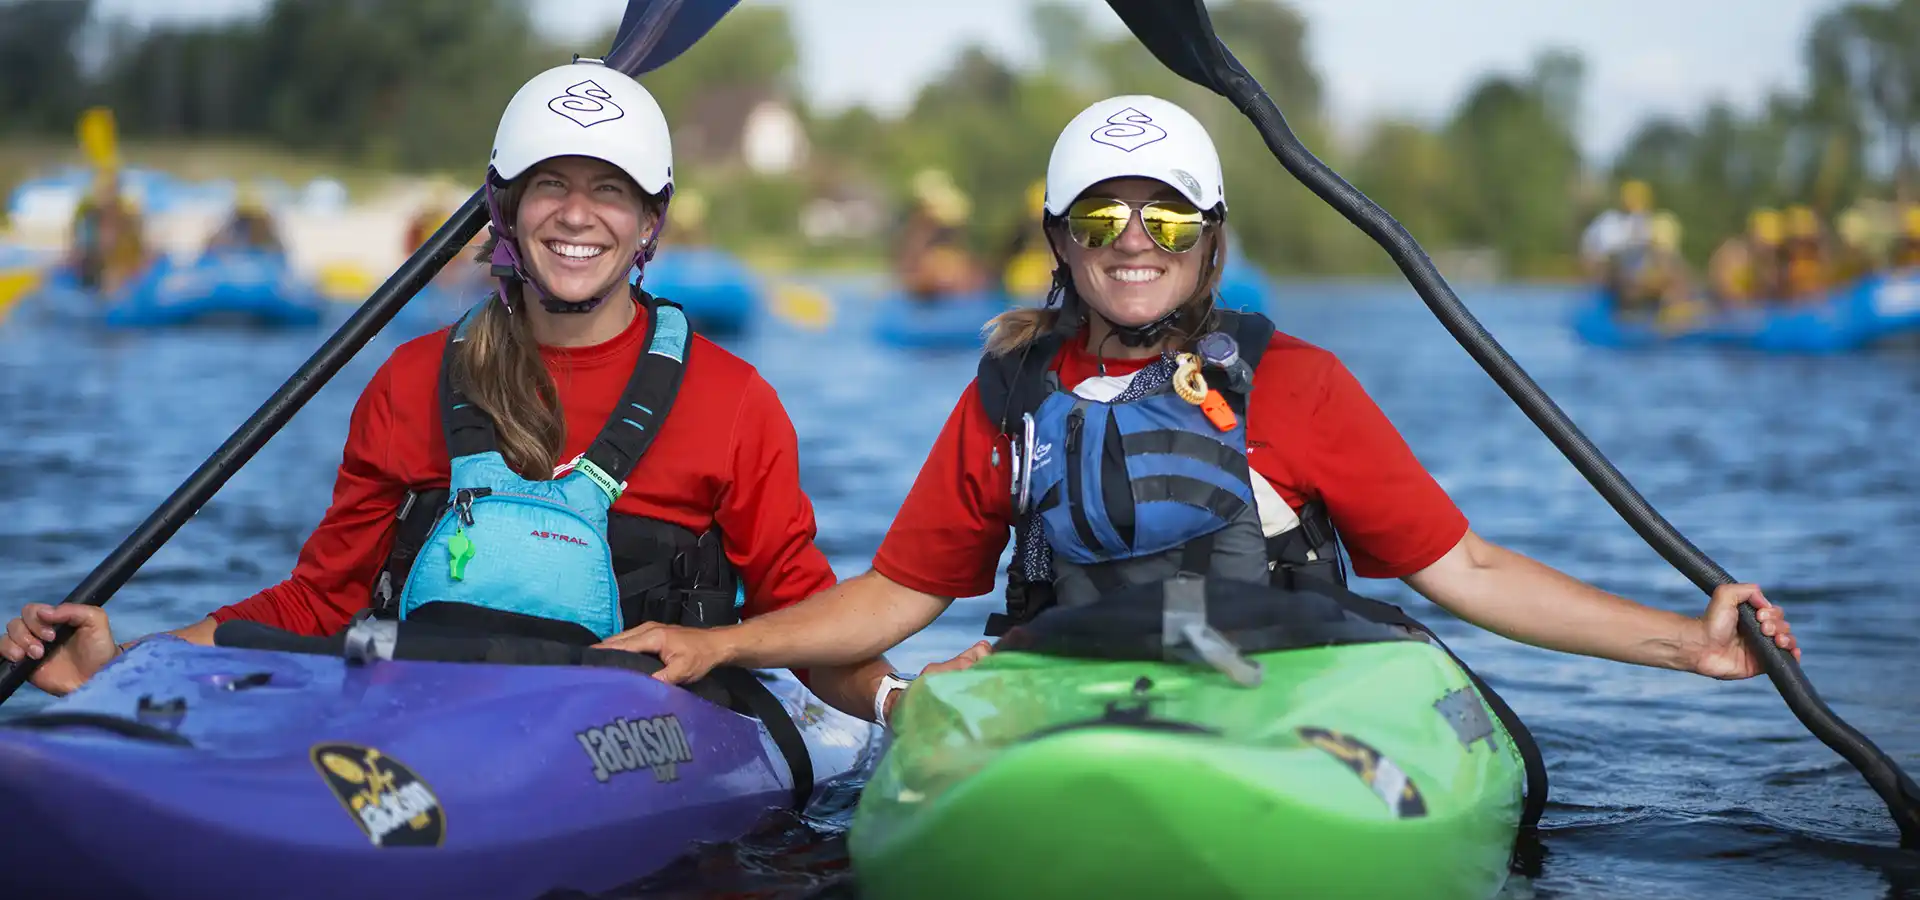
[{"xmin": 2, "ymin": 280, "xmax": 1916, "ymax": 898}]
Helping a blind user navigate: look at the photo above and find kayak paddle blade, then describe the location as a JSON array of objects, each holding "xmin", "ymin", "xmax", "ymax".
[
  {"xmin": 606, "ymin": 0, "xmax": 741, "ymax": 77},
  {"xmin": 1101, "ymin": 0, "xmax": 1245, "ymax": 98}
]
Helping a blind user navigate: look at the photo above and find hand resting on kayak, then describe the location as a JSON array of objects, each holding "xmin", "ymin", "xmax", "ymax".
[
  {"xmin": 601, "ymin": 528, "xmax": 1798, "ymax": 694},
  {"xmin": 1, "ymin": 605, "xmax": 226, "ymax": 697}
]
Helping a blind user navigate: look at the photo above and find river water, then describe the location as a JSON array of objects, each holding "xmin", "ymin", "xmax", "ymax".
[{"xmin": 2, "ymin": 277, "xmax": 1916, "ymax": 898}]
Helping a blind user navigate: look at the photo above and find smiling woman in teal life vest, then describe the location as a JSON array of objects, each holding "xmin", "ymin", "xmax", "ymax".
[
  {"xmin": 598, "ymin": 94, "xmax": 1799, "ymax": 731},
  {"xmin": 0, "ymin": 60, "xmax": 952, "ymax": 720}
]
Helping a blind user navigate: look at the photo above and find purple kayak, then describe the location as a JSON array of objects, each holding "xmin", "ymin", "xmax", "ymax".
[{"xmin": 0, "ymin": 620, "xmax": 871, "ymax": 899}]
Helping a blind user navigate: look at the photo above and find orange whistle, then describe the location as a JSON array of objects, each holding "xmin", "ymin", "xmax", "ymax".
[{"xmin": 1199, "ymin": 390, "xmax": 1237, "ymax": 431}]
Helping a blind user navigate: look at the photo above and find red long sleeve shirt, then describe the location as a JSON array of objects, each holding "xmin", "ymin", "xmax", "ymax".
[
  {"xmin": 873, "ymin": 329, "xmax": 1470, "ymax": 599},
  {"xmin": 211, "ymin": 300, "xmax": 837, "ymax": 635}
]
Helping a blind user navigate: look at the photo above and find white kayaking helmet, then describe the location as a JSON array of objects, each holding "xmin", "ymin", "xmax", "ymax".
[
  {"xmin": 1044, "ymin": 95, "xmax": 1225, "ymax": 218},
  {"xmin": 485, "ymin": 58, "xmax": 674, "ymax": 312}
]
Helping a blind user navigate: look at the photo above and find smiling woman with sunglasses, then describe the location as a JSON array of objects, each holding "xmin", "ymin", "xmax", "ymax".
[{"xmin": 598, "ymin": 95, "xmax": 1798, "ymax": 729}]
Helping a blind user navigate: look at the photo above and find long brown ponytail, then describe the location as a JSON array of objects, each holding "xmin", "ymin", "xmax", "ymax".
[
  {"xmin": 452, "ymin": 172, "xmax": 668, "ymax": 478},
  {"xmin": 982, "ymin": 223, "xmax": 1229, "ymax": 358},
  {"xmin": 453, "ymin": 177, "xmax": 564, "ymax": 479}
]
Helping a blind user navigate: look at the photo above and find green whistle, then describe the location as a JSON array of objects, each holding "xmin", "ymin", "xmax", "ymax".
[{"xmin": 448, "ymin": 528, "xmax": 474, "ymax": 581}]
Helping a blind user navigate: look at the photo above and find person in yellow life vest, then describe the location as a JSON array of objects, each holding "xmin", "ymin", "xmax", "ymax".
[
  {"xmin": 1615, "ymin": 211, "xmax": 1694, "ymax": 320},
  {"xmin": 1829, "ymin": 207, "xmax": 1876, "ymax": 285},
  {"xmin": 205, "ymin": 188, "xmax": 285, "ymax": 256},
  {"xmin": 1890, "ymin": 205, "xmax": 1920, "ymax": 270},
  {"xmin": 1778, "ymin": 204, "xmax": 1829, "ymax": 303},
  {"xmin": 996, "ymin": 180, "xmax": 1054, "ymax": 301},
  {"xmin": 66, "ymin": 169, "xmax": 152, "ymax": 294},
  {"xmin": 1709, "ymin": 209, "xmax": 1781, "ymax": 307},
  {"xmin": 895, "ymin": 168, "xmax": 985, "ymax": 302}
]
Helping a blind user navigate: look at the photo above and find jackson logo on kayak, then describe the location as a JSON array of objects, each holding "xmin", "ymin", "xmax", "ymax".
[
  {"xmin": 1297, "ymin": 727, "xmax": 1428, "ymax": 819},
  {"xmin": 577, "ymin": 714, "xmax": 694, "ymax": 785},
  {"xmin": 309, "ymin": 743, "xmax": 446, "ymax": 848}
]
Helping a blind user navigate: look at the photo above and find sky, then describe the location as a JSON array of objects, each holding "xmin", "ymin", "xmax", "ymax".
[{"xmin": 94, "ymin": 0, "xmax": 1849, "ymax": 161}]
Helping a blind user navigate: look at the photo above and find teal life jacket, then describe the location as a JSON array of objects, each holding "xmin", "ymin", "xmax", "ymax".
[{"xmin": 372, "ymin": 291, "xmax": 741, "ymax": 643}]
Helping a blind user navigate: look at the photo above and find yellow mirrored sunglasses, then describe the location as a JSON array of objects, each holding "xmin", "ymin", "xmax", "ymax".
[{"xmin": 1065, "ymin": 197, "xmax": 1210, "ymax": 254}]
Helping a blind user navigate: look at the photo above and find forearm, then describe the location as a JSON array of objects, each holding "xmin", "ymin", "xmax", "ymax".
[
  {"xmin": 725, "ymin": 569, "xmax": 950, "ymax": 670},
  {"xmin": 1405, "ymin": 533, "xmax": 1702, "ymax": 671},
  {"xmin": 168, "ymin": 617, "xmax": 220, "ymax": 646},
  {"xmin": 803, "ymin": 656, "xmax": 899, "ymax": 723}
]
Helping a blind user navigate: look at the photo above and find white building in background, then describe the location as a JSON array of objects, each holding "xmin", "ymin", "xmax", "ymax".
[
  {"xmin": 675, "ymin": 86, "xmax": 811, "ymax": 177},
  {"xmin": 741, "ymin": 100, "xmax": 806, "ymax": 176}
]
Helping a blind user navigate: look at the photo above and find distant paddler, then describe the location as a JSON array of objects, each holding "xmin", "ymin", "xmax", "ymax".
[
  {"xmin": 65, "ymin": 168, "xmax": 153, "ymax": 295},
  {"xmin": 1779, "ymin": 204, "xmax": 1830, "ymax": 303}
]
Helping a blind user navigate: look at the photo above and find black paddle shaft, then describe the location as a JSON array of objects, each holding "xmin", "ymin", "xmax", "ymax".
[
  {"xmin": 0, "ymin": 192, "xmax": 489, "ymax": 704},
  {"xmin": 1100, "ymin": 0, "xmax": 1920, "ymax": 849}
]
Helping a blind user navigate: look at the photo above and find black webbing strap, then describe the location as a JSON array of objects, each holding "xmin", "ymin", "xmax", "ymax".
[
  {"xmin": 438, "ymin": 291, "xmax": 691, "ymax": 481},
  {"xmin": 579, "ymin": 293, "xmax": 690, "ymax": 484},
  {"xmin": 441, "ymin": 303, "xmax": 499, "ymax": 460},
  {"xmin": 705, "ymin": 667, "xmax": 814, "ymax": 810}
]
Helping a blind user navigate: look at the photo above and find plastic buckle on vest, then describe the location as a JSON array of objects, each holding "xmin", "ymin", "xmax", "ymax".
[{"xmin": 559, "ymin": 454, "xmax": 626, "ymax": 503}]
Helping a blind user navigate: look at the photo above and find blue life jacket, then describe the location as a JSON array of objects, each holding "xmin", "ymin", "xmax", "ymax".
[
  {"xmin": 977, "ymin": 309, "xmax": 1347, "ymax": 634},
  {"xmin": 384, "ymin": 292, "xmax": 732, "ymax": 642}
]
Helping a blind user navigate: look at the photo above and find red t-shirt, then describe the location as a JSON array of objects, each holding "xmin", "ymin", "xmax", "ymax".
[
  {"xmin": 212, "ymin": 300, "xmax": 837, "ymax": 636},
  {"xmin": 872, "ymin": 330, "xmax": 1469, "ymax": 598}
]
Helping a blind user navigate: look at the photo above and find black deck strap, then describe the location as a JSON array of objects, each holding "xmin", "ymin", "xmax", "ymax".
[
  {"xmin": 213, "ymin": 619, "xmax": 741, "ymax": 708},
  {"xmin": 441, "ymin": 302, "xmax": 500, "ymax": 460},
  {"xmin": 995, "ymin": 577, "xmax": 1407, "ymax": 660},
  {"xmin": 581, "ymin": 292, "xmax": 691, "ymax": 483},
  {"xmin": 705, "ymin": 666, "xmax": 813, "ymax": 810},
  {"xmin": 1326, "ymin": 590, "xmax": 1549, "ymax": 836},
  {"xmin": 1, "ymin": 712, "xmax": 195, "ymax": 747}
]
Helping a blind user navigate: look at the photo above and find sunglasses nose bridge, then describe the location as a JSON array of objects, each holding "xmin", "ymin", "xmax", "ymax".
[{"xmin": 1110, "ymin": 206, "xmax": 1159, "ymax": 251}]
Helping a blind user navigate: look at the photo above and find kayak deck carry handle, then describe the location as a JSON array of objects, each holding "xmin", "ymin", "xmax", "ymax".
[{"xmin": 2, "ymin": 712, "xmax": 194, "ymax": 747}]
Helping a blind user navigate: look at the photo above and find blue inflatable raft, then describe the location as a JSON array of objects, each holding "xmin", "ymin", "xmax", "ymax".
[
  {"xmin": 1572, "ymin": 271, "xmax": 1920, "ymax": 354},
  {"xmin": 638, "ymin": 247, "xmax": 761, "ymax": 338},
  {"xmin": 873, "ymin": 291, "xmax": 1012, "ymax": 351},
  {"xmin": 29, "ymin": 251, "xmax": 324, "ymax": 329}
]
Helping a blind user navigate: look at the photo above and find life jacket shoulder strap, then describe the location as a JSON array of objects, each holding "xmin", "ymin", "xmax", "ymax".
[
  {"xmin": 975, "ymin": 309, "xmax": 1278, "ymax": 438},
  {"xmin": 578, "ymin": 293, "xmax": 690, "ymax": 482},
  {"xmin": 975, "ymin": 331, "xmax": 1066, "ymax": 439},
  {"xmin": 439, "ymin": 290, "xmax": 691, "ymax": 485}
]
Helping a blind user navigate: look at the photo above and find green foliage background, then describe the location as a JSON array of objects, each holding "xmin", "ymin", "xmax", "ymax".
[{"xmin": 3, "ymin": 0, "xmax": 1914, "ymax": 278}]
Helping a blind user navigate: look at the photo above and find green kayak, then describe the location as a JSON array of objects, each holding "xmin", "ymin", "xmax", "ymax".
[{"xmin": 849, "ymin": 577, "xmax": 1537, "ymax": 900}]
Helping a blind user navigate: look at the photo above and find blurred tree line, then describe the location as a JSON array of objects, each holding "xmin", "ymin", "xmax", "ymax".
[{"xmin": 2, "ymin": 0, "xmax": 1915, "ymax": 278}]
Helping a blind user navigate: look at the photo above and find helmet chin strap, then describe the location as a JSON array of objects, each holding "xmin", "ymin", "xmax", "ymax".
[
  {"xmin": 484, "ymin": 174, "xmax": 670, "ymax": 315},
  {"xmin": 1103, "ymin": 306, "xmax": 1185, "ymax": 347}
]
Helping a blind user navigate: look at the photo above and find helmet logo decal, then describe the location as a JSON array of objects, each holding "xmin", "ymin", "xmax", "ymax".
[
  {"xmin": 548, "ymin": 80, "xmax": 626, "ymax": 128},
  {"xmin": 1089, "ymin": 107, "xmax": 1167, "ymax": 152},
  {"xmin": 1171, "ymin": 168, "xmax": 1202, "ymax": 198}
]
